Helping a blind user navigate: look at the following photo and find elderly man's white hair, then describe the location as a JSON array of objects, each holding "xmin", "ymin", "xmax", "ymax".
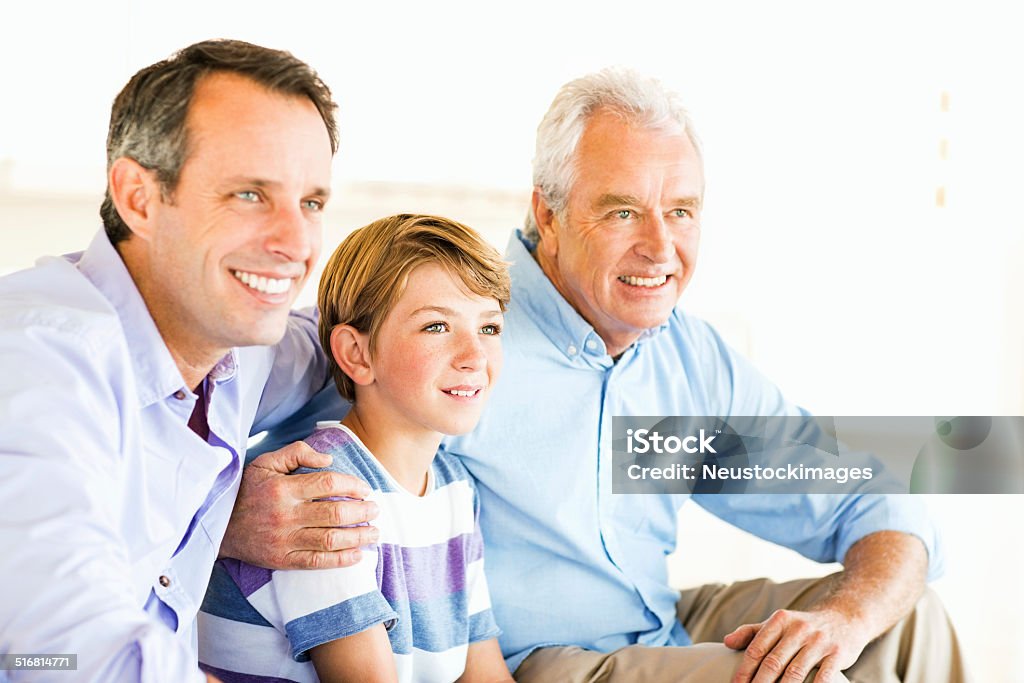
[{"xmin": 524, "ymin": 67, "xmax": 702, "ymax": 244}]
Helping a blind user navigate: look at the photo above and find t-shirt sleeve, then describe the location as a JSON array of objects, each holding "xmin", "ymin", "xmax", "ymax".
[
  {"xmin": 465, "ymin": 481, "xmax": 501, "ymax": 644},
  {"xmin": 272, "ymin": 440, "xmax": 399, "ymax": 661},
  {"xmin": 271, "ymin": 550, "xmax": 398, "ymax": 661}
]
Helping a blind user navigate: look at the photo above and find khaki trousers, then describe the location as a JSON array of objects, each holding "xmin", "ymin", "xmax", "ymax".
[{"xmin": 514, "ymin": 574, "xmax": 969, "ymax": 683}]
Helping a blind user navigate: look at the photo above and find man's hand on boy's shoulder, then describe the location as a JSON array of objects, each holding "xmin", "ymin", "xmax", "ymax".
[{"xmin": 220, "ymin": 441, "xmax": 380, "ymax": 570}]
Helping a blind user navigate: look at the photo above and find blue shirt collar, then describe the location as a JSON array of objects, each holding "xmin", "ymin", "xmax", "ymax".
[
  {"xmin": 505, "ymin": 230, "xmax": 669, "ymax": 360},
  {"xmin": 74, "ymin": 230, "xmax": 237, "ymax": 408}
]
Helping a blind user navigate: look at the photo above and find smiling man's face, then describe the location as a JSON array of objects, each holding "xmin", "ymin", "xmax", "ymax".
[
  {"xmin": 534, "ymin": 109, "xmax": 704, "ymax": 357},
  {"xmin": 135, "ymin": 71, "xmax": 333, "ymax": 361}
]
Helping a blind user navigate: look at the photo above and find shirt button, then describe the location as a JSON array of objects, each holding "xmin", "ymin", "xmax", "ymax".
[
  {"xmin": 586, "ymin": 339, "xmax": 598, "ymax": 351},
  {"xmin": 158, "ymin": 575, "xmax": 171, "ymax": 588},
  {"xmin": 173, "ymin": 390, "xmax": 187, "ymax": 400},
  {"xmin": 567, "ymin": 344, "xmax": 578, "ymax": 356}
]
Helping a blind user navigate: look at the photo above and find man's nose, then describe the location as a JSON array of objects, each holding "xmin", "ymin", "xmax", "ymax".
[
  {"xmin": 266, "ymin": 202, "xmax": 317, "ymax": 264},
  {"xmin": 635, "ymin": 214, "xmax": 674, "ymax": 263}
]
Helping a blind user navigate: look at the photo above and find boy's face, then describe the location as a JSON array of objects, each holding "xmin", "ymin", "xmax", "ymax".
[{"xmin": 367, "ymin": 262, "xmax": 504, "ymax": 438}]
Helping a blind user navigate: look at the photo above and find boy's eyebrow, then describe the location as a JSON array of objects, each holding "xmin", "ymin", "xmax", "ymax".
[{"xmin": 409, "ymin": 305, "xmax": 504, "ymax": 318}]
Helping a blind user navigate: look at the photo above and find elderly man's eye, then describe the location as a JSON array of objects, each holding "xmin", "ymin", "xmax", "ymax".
[
  {"xmin": 236, "ymin": 191, "xmax": 260, "ymax": 202},
  {"xmin": 616, "ymin": 209, "xmax": 632, "ymax": 220},
  {"xmin": 673, "ymin": 208, "xmax": 691, "ymax": 218}
]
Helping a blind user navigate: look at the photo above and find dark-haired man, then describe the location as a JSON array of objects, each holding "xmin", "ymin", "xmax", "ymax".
[{"xmin": 0, "ymin": 41, "xmax": 375, "ymax": 681}]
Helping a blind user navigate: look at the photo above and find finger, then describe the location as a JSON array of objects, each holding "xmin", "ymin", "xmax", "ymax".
[
  {"xmin": 811, "ymin": 655, "xmax": 841, "ymax": 683},
  {"xmin": 724, "ymin": 623, "xmax": 760, "ymax": 650},
  {"xmin": 291, "ymin": 524, "xmax": 380, "ymax": 553},
  {"xmin": 249, "ymin": 441, "xmax": 334, "ymax": 475},
  {"xmin": 301, "ymin": 497, "xmax": 380, "ymax": 528},
  {"xmin": 781, "ymin": 638, "xmax": 829, "ymax": 683},
  {"xmin": 750, "ymin": 631, "xmax": 810, "ymax": 683},
  {"xmin": 732, "ymin": 618, "xmax": 785, "ymax": 683},
  {"xmin": 295, "ymin": 468, "xmax": 374, "ymax": 501},
  {"xmin": 284, "ymin": 547, "xmax": 365, "ymax": 571}
]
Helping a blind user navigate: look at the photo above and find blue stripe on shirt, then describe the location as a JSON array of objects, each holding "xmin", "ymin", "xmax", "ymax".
[
  {"xmin": 284, "ymin": 590, "xmax": 399, "ymax": 661},
  {"xmin": 202, "ymin": 561, "xmax": 273, "ymax": 628}
]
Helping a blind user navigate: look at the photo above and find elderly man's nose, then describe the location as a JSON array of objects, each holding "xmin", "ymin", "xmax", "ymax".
[{"xmin": 637, "ymin": 216, "xmax": 674, "ymax": 262}]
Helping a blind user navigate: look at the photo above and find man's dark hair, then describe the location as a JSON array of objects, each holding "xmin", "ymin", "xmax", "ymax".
[{"xmin": 99, "ymin": 39, "xmax": 339, "ymax": 244}]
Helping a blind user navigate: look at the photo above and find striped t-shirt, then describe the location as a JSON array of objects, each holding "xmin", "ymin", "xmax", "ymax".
[{"xmin": 198, "ymin": 423, "xmax": 500, "ymax": 682}]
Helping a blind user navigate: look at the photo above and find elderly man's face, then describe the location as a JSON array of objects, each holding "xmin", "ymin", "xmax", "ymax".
[
  {"xmin": 535, "ymin": 110, "xmax": 704, "ymax": 357},
  {"xmin": 135, "ymin": 72, "xmax": 332, "ymax": 357}
]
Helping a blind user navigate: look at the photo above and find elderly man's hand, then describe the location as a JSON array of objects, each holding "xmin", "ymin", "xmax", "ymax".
[
  {"xmin": 724, "ymin": 607, "xmax": 869, "ymax": 683},
  {"xmin": 219, "ymin": 441, "xmax": 379, "ymax": 569}
]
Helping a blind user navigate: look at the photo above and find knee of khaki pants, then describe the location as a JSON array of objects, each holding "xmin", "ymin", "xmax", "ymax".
[{"xmin": 514, "ymin": 643, "xmax": 850, "ymax": 683}]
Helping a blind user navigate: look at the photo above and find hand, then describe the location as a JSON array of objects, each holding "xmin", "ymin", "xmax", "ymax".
[
  {"xmin": 724, "ymin": 608, "xmax": 869, "ymax": 683},
  {"xmin": 220, "ymin": 441, "xmax": 380, "ymax": 569}
]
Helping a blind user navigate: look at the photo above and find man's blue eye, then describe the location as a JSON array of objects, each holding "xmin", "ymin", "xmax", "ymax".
[
  {"xmin": 674, "ymin": 208, "xmax": 690, "ymax": 218},
  {"xmin": 617, "ymin": 210, "xmax": 632, "ymax": 219},
  {"xmin": 303, "ymin": 199, "xmax": 324, "ymax": 212},
  {"xmin": 236, "ymin": 191, "xmax": 259, "ymax": 202}
]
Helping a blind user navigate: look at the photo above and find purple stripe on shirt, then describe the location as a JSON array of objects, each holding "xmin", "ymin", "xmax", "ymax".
[
  {"xmin": 379, "ymin": 528, "xmax": 483, "ymax": 603},
  {"xmin": 305, "ymin": 426, "xmax": 349, "ymax": 454},
  {"xmin": 221, "ymin": 558, "xmax": 274, "ymax": 598},
  {"xmin": 200, "ymin": 663, "xmax": 296, "ymax": 683}
]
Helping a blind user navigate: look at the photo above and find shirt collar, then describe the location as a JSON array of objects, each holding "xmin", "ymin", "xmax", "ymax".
[
  {"xmin": 505, "ymin": 230, "xmax": 670, "ymax": 361},
  {"xmin": 74, "ymin": 230, "xmax": 237, "ymax": 407}
]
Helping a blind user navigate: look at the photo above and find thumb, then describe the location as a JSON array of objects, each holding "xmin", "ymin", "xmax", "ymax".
[
  {"xmin": 723, "ymin": 623, "xmax": 758, "ymax": 650},
  {"xmin": 250, "ymin": 442, "xmax": 332, "ymax": 475}
]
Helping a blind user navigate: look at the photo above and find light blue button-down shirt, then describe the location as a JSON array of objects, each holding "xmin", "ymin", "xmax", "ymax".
[
  {"xmin": 0, "ymin": 231, "xmax": 326, "ymax": 681},
  {"xmin": 251, "ymin": 230, "xmax": 944, "ymax": 674},
  {"xmin": 443, "ymin": 231, "xmax": 943, "ymax": 672}
]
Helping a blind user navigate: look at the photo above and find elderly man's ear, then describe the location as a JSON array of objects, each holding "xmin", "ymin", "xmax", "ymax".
[
  {"xmin": 108, "ymin": 157, "xmax": 163, "ymax": 242},
  {"xmin": 531, "ymin": 188, "xmax": 560, "ymax": 260}
]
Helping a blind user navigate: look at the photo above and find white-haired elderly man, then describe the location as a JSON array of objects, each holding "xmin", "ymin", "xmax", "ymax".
[{"xmin": 248, "ymin": 69, "xmax": 967, "ymax": 683}]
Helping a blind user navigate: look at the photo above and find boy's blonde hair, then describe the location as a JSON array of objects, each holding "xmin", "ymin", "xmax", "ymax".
[{"xmin": 318, "ymin": 213, "xmax": 511, "ymax": 402}]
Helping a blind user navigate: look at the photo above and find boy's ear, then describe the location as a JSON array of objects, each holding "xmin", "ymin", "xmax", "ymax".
[{"xmin": 330, "ymin": 324, "xmax": 374, "ymax": 388}]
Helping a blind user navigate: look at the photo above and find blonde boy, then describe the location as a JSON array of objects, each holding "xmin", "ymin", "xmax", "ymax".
[{"xmin": 199, "ymin": 214, "xmax": 513, "ymax": 682}]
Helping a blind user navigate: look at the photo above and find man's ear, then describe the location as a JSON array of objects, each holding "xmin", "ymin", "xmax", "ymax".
[
  {"xmin": 330, "ymin": 324, "xmax": 374, "ymax": 388},
  {"xmin": 108, "ymin": 157, "xmax": 162, "ymax": 242},
  {"xmin": 531, "ymin": 187, "xmax": 560, "ymax": 260}
]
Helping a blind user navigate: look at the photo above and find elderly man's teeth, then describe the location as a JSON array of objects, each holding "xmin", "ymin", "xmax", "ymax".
[
  {"xmin": 445, "ymin": 389, "xmax": 477, "ymax": 397},
  {"xmin": 619, "ymin": 275, "xmax": 667, "ymax": 288},
  {"xmin": 233, "ymin": 270, "xmax": 291, "ymax": 295}
]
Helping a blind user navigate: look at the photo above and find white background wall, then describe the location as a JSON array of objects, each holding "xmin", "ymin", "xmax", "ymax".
[{"xmin": 2, "ymin": 1, "xmax": 1022, "ymax": 680}]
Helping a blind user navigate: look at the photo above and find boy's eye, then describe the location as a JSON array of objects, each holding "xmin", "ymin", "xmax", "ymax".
[
  {"xmin": 480, "ymin": 323, "xmax": 502, "ymax": 336},
  {"xmin": 423, "ymin": 322, "xmax": 449, "ymax": 333}
]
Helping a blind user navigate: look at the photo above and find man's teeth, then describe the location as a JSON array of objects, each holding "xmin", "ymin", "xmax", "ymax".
[
  {"xmin": 619, "ymin": 275, "xmax": 667, "ymax": 288},
  {"xmin": 445, "ymin": 389, "xmax": 477, "ymax": 397},
  {"xmin": 234, "ymin": 270, "xmax": 291, "ymax": 295}
]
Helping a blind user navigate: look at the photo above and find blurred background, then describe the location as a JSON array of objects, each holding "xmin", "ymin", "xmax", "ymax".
[{"xmin": 1, "ymin": 1, "xmax": 1021, "ymax": 679}]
